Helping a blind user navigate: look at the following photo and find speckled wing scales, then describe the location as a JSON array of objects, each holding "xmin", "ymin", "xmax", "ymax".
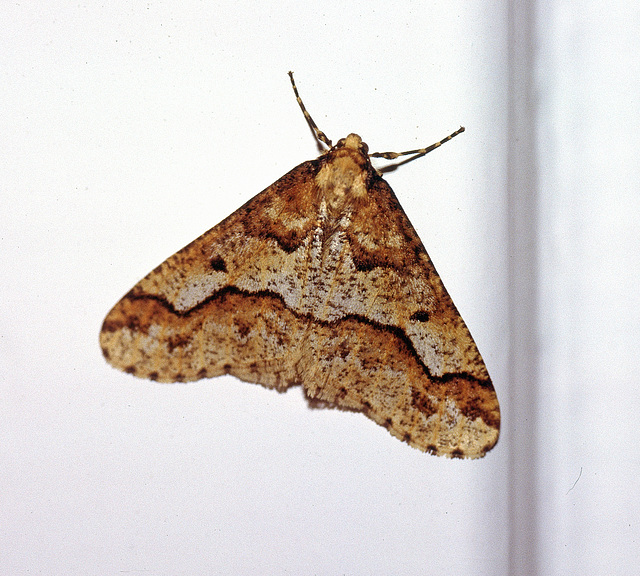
[
  {"xmin": 100, "ymin": 133, "xmax": 500, "ymax": 458},
  {"xmin": 100, "ymin": 161, "xmax": 320, "ymax": 388}
]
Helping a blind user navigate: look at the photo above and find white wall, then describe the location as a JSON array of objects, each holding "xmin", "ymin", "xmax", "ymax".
[
  {"xmin": 1, "ymin": 2, "xmax": 637, "ymax": 575},
  {"xmin": 534, "ymin": 1, "xmax": 640, "ymax": 574}
]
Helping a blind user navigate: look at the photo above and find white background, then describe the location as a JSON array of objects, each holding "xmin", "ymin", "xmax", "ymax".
[{"xmin": 1, "ymin": 2, "xmax": 638, "ymax": 575}]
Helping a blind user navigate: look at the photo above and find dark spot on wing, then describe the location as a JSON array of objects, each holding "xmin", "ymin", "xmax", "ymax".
[
  {"xmin": 210, "ymin": 255, "xmax": 227, "ymax": 272},
  {"xmin": 410, "ymin": 310, "xmax": 429, "ymax": 322}
]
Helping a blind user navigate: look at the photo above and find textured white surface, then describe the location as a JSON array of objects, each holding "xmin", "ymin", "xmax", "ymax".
[
  {"xmin": 4, "ymin": 3, "xmax": 500, "ymax": 574},
  {"xmin": 4, "ymin": 1, "xmax": 637, "ymax": 575}
]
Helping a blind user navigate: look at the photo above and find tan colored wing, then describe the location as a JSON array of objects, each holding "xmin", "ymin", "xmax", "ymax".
[{"xmin": 100, "ymin": 160, "xmax": 323, "ymax": 388}]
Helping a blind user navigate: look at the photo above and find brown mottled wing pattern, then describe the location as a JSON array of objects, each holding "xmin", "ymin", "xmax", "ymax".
[{"xmin": 100, "ymin": 134, "xmax": 500, "ymax": 458}]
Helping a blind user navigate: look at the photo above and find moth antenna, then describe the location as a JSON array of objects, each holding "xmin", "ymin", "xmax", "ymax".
[
  {"xmin": 371, "ymin": 126, "xmax": 465, "ymax": 160},
  {"xmin": 288, "ymin": 71, "xmax": 333, "ymax": 148}
]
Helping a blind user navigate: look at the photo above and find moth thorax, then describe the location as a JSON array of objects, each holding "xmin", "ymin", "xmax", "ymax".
[{"xmin": 315, "ymin": 151, "xmax": 369, "ymax": 214}]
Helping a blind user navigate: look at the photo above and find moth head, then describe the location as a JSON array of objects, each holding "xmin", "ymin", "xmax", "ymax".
[{"xmin": 335, "ymin": 133, "xmax": 370, "ymax": 157}]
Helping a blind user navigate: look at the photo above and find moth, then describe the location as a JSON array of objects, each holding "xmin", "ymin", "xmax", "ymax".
[{"xmin": 101, "ymin": 73, "xmax": 500, "ymax": 458}]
